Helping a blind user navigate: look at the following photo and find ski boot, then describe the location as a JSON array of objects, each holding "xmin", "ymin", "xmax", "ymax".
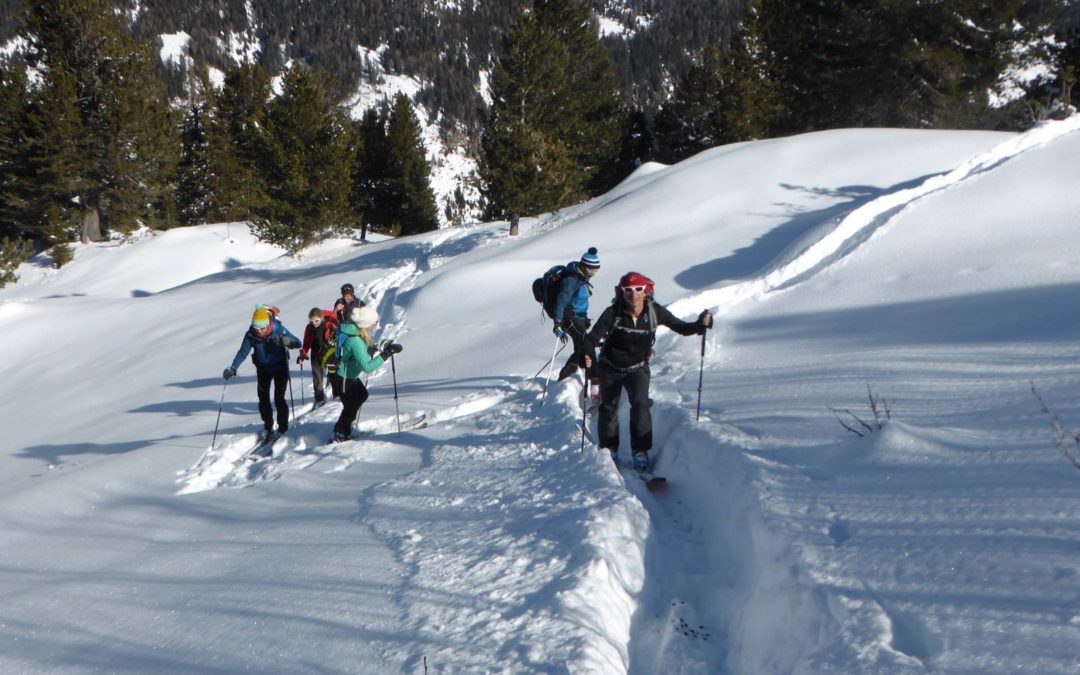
[{"xmin": 631, "ymin": 452, "xmax": 651, "ymax": 473}]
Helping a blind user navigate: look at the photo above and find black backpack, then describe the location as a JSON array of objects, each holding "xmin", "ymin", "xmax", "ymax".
[{"xmin": 532, "ymin": 264, "xmax": 568, "ymax": 320}]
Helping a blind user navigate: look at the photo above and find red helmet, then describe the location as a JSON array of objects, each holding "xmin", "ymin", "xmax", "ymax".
[{"xmin": 617, "ymin": 271, "xmax": 654, "ymax": 297}]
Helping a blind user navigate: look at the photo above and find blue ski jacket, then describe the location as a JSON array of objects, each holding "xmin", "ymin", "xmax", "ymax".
[
  {"xmin": 230, "ymin": 319, "xmax": 302, "ymax": 374},
  {"xmin": 552, "ymin": 262, "xmax": 593, "ymax": 322}
]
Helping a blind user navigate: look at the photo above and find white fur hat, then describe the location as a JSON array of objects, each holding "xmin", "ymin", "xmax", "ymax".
[{"xmin": 350, "ymin": 305, "xmax": 378, "ymax": 328}]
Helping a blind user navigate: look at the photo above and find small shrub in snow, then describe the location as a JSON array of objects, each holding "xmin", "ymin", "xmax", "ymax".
[
  {"xmin": 1030, "ymin": 381, "xmax": 1080, "ymax": 471},
  {"xmin": 830, "ymin": 385, "xmax": 892, "ymax": 437},
  {"xmin": 0, "ymin": 237, "xmax": 32, "ymax": 288}
]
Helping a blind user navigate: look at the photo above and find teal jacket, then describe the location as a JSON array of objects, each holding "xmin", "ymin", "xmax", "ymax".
[{"xmin": 338, "ymin": 322, "xmax": 386, "ymax": 380}]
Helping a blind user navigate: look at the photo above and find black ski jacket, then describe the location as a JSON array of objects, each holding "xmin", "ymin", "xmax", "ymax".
[{"xmin": 580, "ymin": 297, "xmax": 702, "ymax": 370}]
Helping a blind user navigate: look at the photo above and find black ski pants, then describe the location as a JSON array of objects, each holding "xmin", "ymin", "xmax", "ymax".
[
  {"xmin": 334, "ymin": 378, "xmax": 370, "ymax": 437},
  {"xmin": 557, "ymin": 317, "xmax": 591, "ymax": 381},
  {"xmin": 327, "ymin": 373, "xmax": 343, "ymax": 399},
  {"xmin": 596, "ymin": 361, "xmax": 652, "ymax": 454},
  {"xmin": 256, "ymin": 368, "xmax": 290, "ymax": 430}
]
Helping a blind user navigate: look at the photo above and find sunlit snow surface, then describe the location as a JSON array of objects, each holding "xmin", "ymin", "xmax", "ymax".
[{"xmin": 2, "ymin": 120, "xmax": 1080, "ymax": 673}]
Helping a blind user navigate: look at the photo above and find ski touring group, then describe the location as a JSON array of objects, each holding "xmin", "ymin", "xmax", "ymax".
[
  {"xmin": 220, "ymin": 248, "xmax": 711, "ymax": 473},
  {"xmin": 534, "ymin": 248, "xmax": 712, "ymax": 476},
  {"xmin": 222, "ymin": 282, "xmax": 402, "ymax": 452}
]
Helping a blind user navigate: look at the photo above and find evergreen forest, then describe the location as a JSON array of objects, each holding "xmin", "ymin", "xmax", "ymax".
[{"xmin": 0, "ymin": 0, "xmax": 1077, "ymax": 286}]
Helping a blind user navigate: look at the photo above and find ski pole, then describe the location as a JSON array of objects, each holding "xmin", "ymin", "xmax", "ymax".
[
  {"xmin": 580, "ymin": 375, "xmax": 589, "ymax": 452},
  {"xmin": 540, "ymin": 335, "xmax": 562, "ymax": 406},
  {"xmin": 532, "ymin": 340, "xmax": 568, "ymax": 379},
  {"xmin": 287, "ymin": 365, "xmax": 296, "ymax": 420},
  {"xmin": 298, "ymin": 360, "xmax": 306, "ymax": 406},
  {"xmin": 210, "ymin": 381, "xmax": 228, "ymax": 450},
  {"xmin": 696, "ymin": 324, "xmax": 707, "ymax": 421},
  {"xmin": 391, "ymin": 353, "xmax": 402, "ymax": 433}
]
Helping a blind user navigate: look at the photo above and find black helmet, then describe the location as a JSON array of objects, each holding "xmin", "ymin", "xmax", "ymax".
[{"xmin": 341, "ymin": 283, "xmax": 355, "ymax": 296}]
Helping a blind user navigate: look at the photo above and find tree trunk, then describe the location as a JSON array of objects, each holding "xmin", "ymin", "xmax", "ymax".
[
  {"xmin": 509, "ymin": 212, "xmax": 519, "ymax": 236},
  {"xmin": 80, "ymin": 195, "xmax": 102, "ymax": 243}
]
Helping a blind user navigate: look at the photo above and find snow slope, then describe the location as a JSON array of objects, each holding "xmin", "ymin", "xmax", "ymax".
[{"xmin": 1, "ymin": 118, "xmax": 1079, "ymax": 673}]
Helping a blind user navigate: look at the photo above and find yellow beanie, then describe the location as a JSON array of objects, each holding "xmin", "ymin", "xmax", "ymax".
[{"xmin": 251, "ymin": 306, "xmax": 271, "ymax": 329}]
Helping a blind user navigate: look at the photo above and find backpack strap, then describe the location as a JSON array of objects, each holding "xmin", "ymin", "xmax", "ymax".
[{"xmin": 599, "ymin": 297, "xmax": 657, "ymax": 345}]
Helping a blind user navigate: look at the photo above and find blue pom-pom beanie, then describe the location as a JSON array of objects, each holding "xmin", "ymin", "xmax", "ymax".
[{"xmin": 580, "ymin": 247, "xmax": 600, "ymax": 270}]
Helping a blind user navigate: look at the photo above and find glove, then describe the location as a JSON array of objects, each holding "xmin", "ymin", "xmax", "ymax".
[
  {"xmin": 296, "ymin": 354, "xmax": 307, "ymax": 365},
  {"xmin": 553, "ymin": 323, "xmax": 569, "ymax": 344},
  {"xmin": 379, "ymin": 341, "xmax": 403, "ymax": 360},
  {"xmin": 288, "ymin": 339, "xmax": 301, "ymax": 349},
  {"xmin": 223, "ymin": 367, "xmax": 236, "ymax": 381},
  {"xmin": 697, "ymin": 310, "xmax": 713, "ymax": 333}
]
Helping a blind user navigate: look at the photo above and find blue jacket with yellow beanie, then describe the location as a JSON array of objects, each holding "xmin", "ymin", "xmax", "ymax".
[{"xmin": 230, "ymin": 306, "xmax": 302, "ymax": 374}]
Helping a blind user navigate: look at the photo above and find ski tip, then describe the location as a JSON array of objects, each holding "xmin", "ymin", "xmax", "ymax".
[{"xmin": 644, "ymin": 476, "xmax": 668, "ymax": 493}]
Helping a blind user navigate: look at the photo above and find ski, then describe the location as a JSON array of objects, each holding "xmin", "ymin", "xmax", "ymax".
[
  {"xmin": 397, "ymin": 413, "xmax": 429, "ymax": 432},
  {"xmin": 329, "ymin": 414, "xmax": 429, "ymax": 444},
  {"xmin": 244, "ymin": 430, "xmax": 281, "ymax": 460},
  {"xmin": 618, "ymin": 460, "xmax": 668, "ymax": 491}
]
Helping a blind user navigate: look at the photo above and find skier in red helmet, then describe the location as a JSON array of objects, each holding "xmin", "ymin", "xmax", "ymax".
[{"xmin": 579, "ymin": 272, "xmax": 712, "ymax": 472}]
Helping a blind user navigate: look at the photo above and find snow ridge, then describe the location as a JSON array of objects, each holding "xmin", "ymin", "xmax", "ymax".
[{"xmin": 669, "ymin": 116, "xmax": 1080, "ymax": 319}]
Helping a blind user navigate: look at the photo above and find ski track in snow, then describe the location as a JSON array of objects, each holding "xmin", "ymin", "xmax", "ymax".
[{"xmin": 669, "ymin": 115, "xmax": 1080, "ymax": 321}]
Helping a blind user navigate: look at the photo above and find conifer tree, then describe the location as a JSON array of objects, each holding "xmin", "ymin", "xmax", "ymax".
[
  {"xmin": 612, "ymin": 108, "xmax": 654, "ymax": 177},
  {"xmin": 345, "ymin": 116, "xmax": 367, "ymax": 239},
  {"xmin": 654, "ymin": 4, "xmax": 783, "ymax": 163},
  {"xmin": 21, "ymin": 0, "xmax": 178, "ymax": 243},
  {"xmin": 175, "ymin": 72, "xmax": 217, "ymax": 226},
  {"xmin": 352, "ymin": 105, "xmax": 390, "ymax": 238},
  {"xmin": 533, "ymin": 0, "xmax": 623, "ymax": 195},
  {"xmin": 481, "ymin": 0, "xmax": 622, "ymax": 230},
  {"xmin": 24, "ymin": 65, "xmax": 83, "ymax": 260},
  {"xmin": 253, "ymin": 63, "xmax": 353, "ymax": 253},
  {"xmin": 212, "ymin": 64, "xmax": 273, "ymax": 223},
  {"xmin": 0, "ymin": 63, "xmax": 33, "ymax": 243},
  {"xmin": 384, "ymin": 94, "xmax": 438, "ymax": 236},
  {"xmin": 760, "ymin": 0, "xmax": 1028, "ymax": 131},
  {"xmin": 0, "ymin": 63, "xmax": 36, "ymax": 283},
  {"xmin": 654, "ymin": 47, "xmax": 730, "ymax": 163}
]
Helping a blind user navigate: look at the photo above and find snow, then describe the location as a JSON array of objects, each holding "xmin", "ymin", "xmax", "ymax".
[
  {"xmin": 3, "ymin": 119, "xmax": 1080, "ymax": 673},
  {"xmin": 205, "ymin": 66, "xmax": 224, "ymax": 89},
  {"xmin": 217, "ymin": 0, "xmax": 262, "ymax": 65},
  {"xmin": 1, "ymin": 36, "xmax": 28, "ymax": 59},
  {"xmin": 159, "ymin": 32, "xmax": 190, "ymax": 67},
  {"xmin": 598, "ymin": 16, "xmax": 632, "ymax": 39}
]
